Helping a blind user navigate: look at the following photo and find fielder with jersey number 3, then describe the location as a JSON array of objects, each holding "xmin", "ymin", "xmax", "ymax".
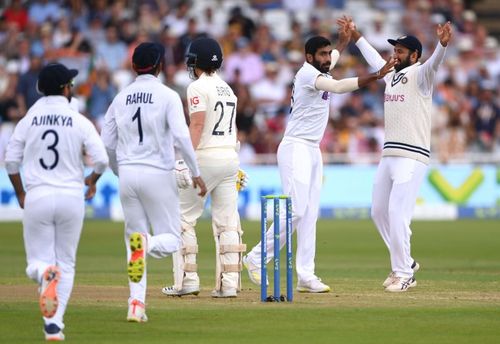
[
  {"xmin": 339, "ymin": 17, "xmax": 452, "ymax": 292},
  {"xmin": 243, "ymin": 29, "xmax": 396, "ymax": 293},
  {"xmin": 5, "ymin": 63, "xmax": 109, "ymax": 341},
  {"xmin": 162, "ymin": 37, "xmax": 246, "ymax": 298},
  {"xmin": 101, "ymin": 42, "xmax": 207, "ymax": 322}
]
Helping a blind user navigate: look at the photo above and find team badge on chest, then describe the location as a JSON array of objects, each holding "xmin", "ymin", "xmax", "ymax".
[{"xmin": 391, "ymin": 72, "xmax": 407, "ymax": 87}]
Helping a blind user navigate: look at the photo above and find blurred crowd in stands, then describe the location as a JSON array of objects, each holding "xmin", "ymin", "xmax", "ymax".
[{"xmin": 0, "ymin": 0, "xmax": 499, "ymax": 165}]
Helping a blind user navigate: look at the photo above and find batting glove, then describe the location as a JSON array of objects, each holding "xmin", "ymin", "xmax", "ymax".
[
  {"xmin": 236, "ymin": 169, "xmax": 249, "ymax": 192},
  {"xmin": 175, "ymin": 160, "xmax": 192, "ymax": 189}
]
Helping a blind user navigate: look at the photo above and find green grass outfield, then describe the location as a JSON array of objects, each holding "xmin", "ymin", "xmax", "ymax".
[{"xmin": 1, "ymin": 219, "xmax": 499, "ymax": 343}]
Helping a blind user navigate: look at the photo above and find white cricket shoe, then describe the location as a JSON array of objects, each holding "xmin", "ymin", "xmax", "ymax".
[
  {"xmin": 382, "ymin": 272, "xmax": 397, "ymax": 288},
  {"xmin": 162, "ymin": 285, "xmax": 200, "ymax": 296},
  {"xmin": 44, "ymin": 323, "xmax": 64, "ymax": 341},
  {"xmin": 383, "ymin": 261, "xmax": 420, "ymax": 287},
  {"xmin": 411, "ymin": 260, "xmax": 420, "ymax": 273},
  {"xmin": 243, "ymin": 255, "xmax": 268, "ymax": 286},
  {"xmin": 40, "ymin": 265, "xmax": 60, "ymax": 318},
  {"xmin": 296, "ymin": 278, "xmax": 331, "ymax": 293},
  {"xmin": 211, "ymin": 288, "xmax": 237, "ymax": 298},
  {"xmin": 127, "ymin": 299, "xmax": 148, "ymax": 322},
  {"xmin": 385, "ymin": 276, "xmax": 417, "ymax": 292}
]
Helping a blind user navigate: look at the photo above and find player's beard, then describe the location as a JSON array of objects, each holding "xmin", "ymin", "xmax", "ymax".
[
  {"xmin": 395, "ymin": 54, "xmax": 412, "ymax": 72},
  {"xmin": 311, "ymin": 58, "xmax": 330, "ymax": 74}
]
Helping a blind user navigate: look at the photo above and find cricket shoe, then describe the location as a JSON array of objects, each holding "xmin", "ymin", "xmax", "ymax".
[
  {"xmin": 296, "ymin": 278, "xmax": 331, "ymax": 293},
  {"xmin": 40, "ymin": 265, "xmax": 60, "ymax": 318},
  {"xmin": 127, "ymin": 299, "xmax": 148, "ymax": 322},
  {"xmin": 211, "ymin": 288, "xmax": 237, "ymax": 298},
  {"xmin": 44, "ymin": 323, "xmax": 64, "ymax": 341},
  {"xmin": 128, "ymin": 232, "xmax": 146, "ymax": 283},
  {"xmin": 382, "ymin": 261, "xmax": 420, "ymax": 288},
  {"xmin": 385, "ymin": 276, "xmax": 417, "ymax": 292},
  {"xmin": 162, "ymin": 285, "xmax": 200, "ymax": 296},
  {"xmin": 242, "ymin": 255, "xmax": 268, "ymax": 286}
]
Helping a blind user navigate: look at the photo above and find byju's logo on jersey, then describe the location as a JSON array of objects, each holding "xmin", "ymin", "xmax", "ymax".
[
  {"xmin": 212, "ymin": 55, "xmax": 218, "ymax": 61},
  {"xmin": 391, "ymin": 72, "xmax": 407, "ymax": 87},
  {"xmin": 321, "ymin": 91, "xmax": 329, "ymax": 100}
]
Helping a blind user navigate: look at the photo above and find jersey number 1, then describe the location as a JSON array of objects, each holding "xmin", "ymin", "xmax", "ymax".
[
  {"xmin": 132, "ymin": 107, "xmax": 143, "ymax": 145},
  {"xmin": 212, "ymin": 101, "xmax": 235, "ymax": 136}
]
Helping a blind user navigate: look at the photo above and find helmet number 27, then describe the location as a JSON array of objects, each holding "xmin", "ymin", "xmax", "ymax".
[{"xmin": 212, "ymin": 101, "xmax": 235, "ymax": 136}]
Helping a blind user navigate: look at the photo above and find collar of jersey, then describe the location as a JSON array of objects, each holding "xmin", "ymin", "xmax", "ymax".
[
  {"xmin": 43, "ymin": 95, "xmax": 71, "ymax": 105},
  {"xmin": 136, "ymin": 74, "xmax": 159, "ymax": 82}
]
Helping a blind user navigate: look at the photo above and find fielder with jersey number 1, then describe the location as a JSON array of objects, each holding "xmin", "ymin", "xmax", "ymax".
[
  {"xmin": 340, "ymin": 17, "xmax": 452, "ymax": 292},
  {"xmin": 243, "ymin": 29, "xmax": 396, "ymax": 293},
  {"xmin": 101, "ymin": 42, "xmax": 207, "ymax": 322},
  {"xmin": 5, "ymin": 63, "xmax": 109, "ymax": 341}
]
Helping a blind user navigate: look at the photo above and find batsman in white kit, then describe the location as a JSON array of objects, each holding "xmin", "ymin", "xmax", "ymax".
[
  {"xmin": 161, "ymin": 37, "xmax": 246, "ymax": 298},
  {"xmin": 243, "ymin": 32, "xmax": 396, "ymax": 292},
  {"xmin": 342, "ymin": 18, "xmax": 452, "ymax": 292},
  {"xmin": 101, "ymin": 42, "xmax": 207, "ymax": 321},
  {"xmin": 5, "ymin": 63, "xmax": 108, "ymax": 341}
]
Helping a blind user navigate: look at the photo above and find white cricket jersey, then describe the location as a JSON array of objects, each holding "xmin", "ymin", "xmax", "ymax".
[
  {"xmin": 187, "ymin": 72, "xmax": 238, "ymax": 155},
  {"xmin": 283, "ymin": 62, "xmax": 331, "ymax": 144},
  {"xmin": 382, "ymin": 63, "xmax": 432, "ymax": 164},
  {"xmin": 5, "ymin": 96, "xmax": 108, "ymax": 194},
  {"xmin": 101, "ymin": 74, "xmax": 200, "ymax": 176},
  {"xmin": 355, "ymin": 38, "xmax": 447, "ymax": 164}
]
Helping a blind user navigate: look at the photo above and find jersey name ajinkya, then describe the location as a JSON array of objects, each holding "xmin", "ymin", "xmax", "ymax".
[
  {"xmin": 31, "ymin": 114, "xmax": 73, "ymax": 127},
  {"xmin": 126, "ymin": 92, "xmax": 153, "ymax": 105}
]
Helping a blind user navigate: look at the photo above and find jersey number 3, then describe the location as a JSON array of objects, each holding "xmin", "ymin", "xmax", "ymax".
[
  {"xmin": 212, "ymin": 101, "xmax": 235, "ymax": 136},
  {"xmin": 39, "ymin": 129, "xmax": 59, "ymax": 170}
]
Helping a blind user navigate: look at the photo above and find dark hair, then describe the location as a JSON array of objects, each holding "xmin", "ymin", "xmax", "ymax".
[
  {"xmin": 305, "ymin": 36, "xmax": 331, "ymax": 56},
  {"xmin": 37, "ymin": 63, "xmax": 78, "ymax": 96},
  {"xmin": 132, "ymin": 42, "xmax": 165, "ymax": 75}
]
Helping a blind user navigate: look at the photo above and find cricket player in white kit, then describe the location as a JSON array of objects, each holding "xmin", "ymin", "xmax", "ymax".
[
  {"xmin": 101, "ymin": 42, "xmax": 207, "ymax": 321},
  {"xmin": 5, "ymin": 63, "xmax": 108, "ymax": 341},
  {"xmin": 161, "ymin": 37, "xmax": 245, "ymax": 298},
  {"xmin": 343, "ymin": 19, "xmax": 452, "ymax": 292},
  {"xmin": 243, "ymin": 33, "xmax": 396, "ymax": 292}
]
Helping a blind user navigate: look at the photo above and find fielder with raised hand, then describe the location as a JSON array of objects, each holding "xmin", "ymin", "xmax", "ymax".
[
  {"xmin": 340, "ymin": 17, "xmax": 452, "ymax": 292},
  {"xmin": 162, "ymin": 37, "xmax": 245, "ymax": 298},
  {"xmin": 5, "ymin": 63, "xmax": 108, "ymax": 341},
  {"xmin": 243, "ymin": 30, "xmax": 396, "ymax": 293},
  {"xmin": 101, "ymin": 42, "xmax": 207, "ymax": 322}
]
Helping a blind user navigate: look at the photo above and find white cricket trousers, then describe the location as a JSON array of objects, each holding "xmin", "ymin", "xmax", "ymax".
[
  {"xmin": 371, "ymin": 156, "xmax": 427, "ymax": 278},
  {"xmin": 23, "ymin": 190, "xmax": 85, "ymax": 330},
  {"xmin": 180, "ymin": 153, "xmax": 240, "ymax": 291},
  {"xmin": 247, "ymin": 137, "xmax": 322, "ymax": 283},
  {"xmin": 119, "ymin": 166, "xmax": 182, "ymax": 303}
]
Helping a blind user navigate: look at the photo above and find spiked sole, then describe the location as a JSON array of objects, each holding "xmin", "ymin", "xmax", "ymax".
[
  {"xmin": 128, "ymin": 233, "xmax": 145, "ymax": 283},
  {"xmin": 40, "ymin": 266, "xmax": 60, "ymax": 318}
]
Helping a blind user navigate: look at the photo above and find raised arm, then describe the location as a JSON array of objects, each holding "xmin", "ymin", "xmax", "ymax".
[
  {"xmin": 337, "ymin": 16, "xmax": 387, "ymax": 71},
  {"xmin": 418, "ymin": 22, "xmax": 452, "ymax": 95}
]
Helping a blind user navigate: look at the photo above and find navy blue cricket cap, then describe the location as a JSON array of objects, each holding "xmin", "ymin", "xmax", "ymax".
[
  {"xmin": 388, "ymin": 35, "xmax": 422, "ymax": 58},
  {"xmin": 37, "ymin": 63, "xmax": 78, "ymax": 95},
  {"xmin": 132, "ymin": 42, "xmax": 165, "ymax": 73}
]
